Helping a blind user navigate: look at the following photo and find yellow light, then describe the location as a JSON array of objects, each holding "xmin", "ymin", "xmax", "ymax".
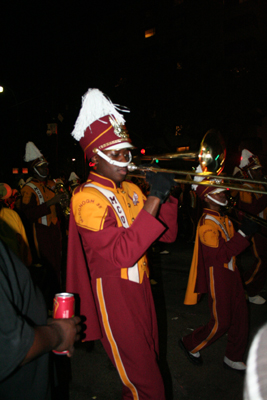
[{"xmin": 145, "ymin": 28, "xmax": 155, "ymax": 38}]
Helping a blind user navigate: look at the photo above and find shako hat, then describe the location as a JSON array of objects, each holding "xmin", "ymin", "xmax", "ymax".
[
  {"xmin": 239, "ymin": 149, "xmax": 262, "ymax": 171},
  {"xmin": 24, "ymin": 142, "xmax": 48, "ymax": 168},
  {"xmin": 68, "ymin": 172, "xmax": 80, "ymax": 182},
  {"xmin": 192, "ymin": 165, "xmax": 226, "ymax": 201},
  {"xmin": 71, "ymin": 88, "xmax": 134, "ymax": 160}
]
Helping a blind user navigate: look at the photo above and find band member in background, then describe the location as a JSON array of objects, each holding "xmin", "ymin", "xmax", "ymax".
[
  {"xmin": 20, "ymin": 142, "xmax": 68, "ymax": 310},
  {"xmin": 237, "ymin": 149, "xmax": 267, "ymax": 305},
  {"xmin": 0, "ymin": 183, "xmax": 32, "ymax": 267},
  {"xmin": 68, "ymin": 171, "xmax": 80, "ymax": 194},
  {"xmin": 66, "ymin": 88, "xmax": 178, "ymax": 400},
  {"xmin": 180, "ymin": 170, "xmax": 257, "ymax": 372}
]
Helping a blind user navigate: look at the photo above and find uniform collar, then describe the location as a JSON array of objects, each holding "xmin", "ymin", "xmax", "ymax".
[
  {"xmin": 87, "ymin": 171, "xmax": 118, "ymax": 190},
  {"xmin": 203, "ymin": 208, "xmax": 224, "ymax": 218},
  {"xmin": 30, "ymin": 178, "xmax": 47, "ymax": 185}
]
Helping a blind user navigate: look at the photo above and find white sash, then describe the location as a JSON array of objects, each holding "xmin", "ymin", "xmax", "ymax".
[
  {"xmin": 26, "ymin": 182, "xmax": 48, "ymax": 226},
  {"xmin": 205, "ymin": 215, "xmax": 234, "ymax": 271},
  {"xmin": 85, "ymin": 183, "xmax": 140, "ymax": 283}
]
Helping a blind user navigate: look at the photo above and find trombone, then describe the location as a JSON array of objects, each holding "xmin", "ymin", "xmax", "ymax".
[{"xmin": 127, "ymin": 129, "xmax": 267, "ymax": 196}]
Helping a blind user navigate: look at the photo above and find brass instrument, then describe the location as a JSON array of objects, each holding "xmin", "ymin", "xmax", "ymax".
[
  {"xmin": 227, "ymin": 207, "xmax": 267, "ymax": 230},
  {"xmin": 127, "ymin": 129, "xmax": 267, "ymax": 196},
  {"xmin": 53, "ymin": 178, "xmax": 70, "ymax": 217}
]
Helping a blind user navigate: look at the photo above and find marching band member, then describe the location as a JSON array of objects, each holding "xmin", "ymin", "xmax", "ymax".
[
  {"xmin": 66, "ymin": 88, "xmax": 178, "ymax": 399},
  {"xmin": 68, "ymin": 171, "xmax": 80, "ymax": 194},
  {"xmin": 20, "ymin": 142, "xmax": 68, "ymax": 308},
  {"xmin": 237, "ymin": 149, "xmax": 267, "ymax": 305},
  {"xmin": 0, "ymin": 183, "xmax": 32, "ymax": 267},
  {"xmin": 180, "ymin": 170, "xmax": 257, "ymax": 372}
]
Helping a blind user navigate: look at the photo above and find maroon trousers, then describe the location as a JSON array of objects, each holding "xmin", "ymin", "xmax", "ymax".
[
  {"xmin": 243, "ymin": 232, "xmax": 267, "ymax": 297},
  {"xmin": 183, "ymin": 265, "xmax": 248, "ymax": 362},
  {"xmin": 94, "ymin": 274, "xmax": 165, "ymax": 400}
]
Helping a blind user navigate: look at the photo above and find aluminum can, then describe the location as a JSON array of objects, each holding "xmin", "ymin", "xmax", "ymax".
[{"xmin": 52, "ymin": 292, "xmax": 75, "ymax": 354}]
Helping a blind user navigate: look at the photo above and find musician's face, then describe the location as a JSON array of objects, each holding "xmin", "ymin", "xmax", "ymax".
[
  {"xmin": 205, "ymin": 191, "xmax": 227, "ymax": 210},
  {"xmin": 34, "ymin": 164, "xmax": 49, "ymax": 180},
  {"xmin": 92, "ymin": 149, "xmax": 130, "ymax": 187}
]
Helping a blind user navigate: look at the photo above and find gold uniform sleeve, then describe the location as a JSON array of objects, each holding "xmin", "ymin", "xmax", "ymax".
[
  {"xmin": 199, "ymin": 224, "xmax": 219, "ymax": 248},
  {"xmin": 72, "ymin": 189, "xmax": 110, "ymax": 232}
]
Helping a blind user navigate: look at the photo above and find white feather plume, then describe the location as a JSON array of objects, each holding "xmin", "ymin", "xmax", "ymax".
[
  {"xmin": 24, "ymin": 142, "xmax": 43, "ymax": 162},
  {"xmin": 69, "ymin": 172, "xmax": 80, "ymax": 181},
  {"xmin": 191, "ymin": 164, "xmax": 205, "ymax": 191},
  {"xmin": 239, "ymin": 149, "xmax": 253, "ymax": 169},
  {"xmin": 71, "ymin": 88, "xmax": 127, "ymax": 141}
]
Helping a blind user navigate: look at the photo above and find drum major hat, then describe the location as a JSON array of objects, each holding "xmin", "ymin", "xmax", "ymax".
[{"xmin": 71, "ymin": 88, "xmax": 134, "ymax": 161}]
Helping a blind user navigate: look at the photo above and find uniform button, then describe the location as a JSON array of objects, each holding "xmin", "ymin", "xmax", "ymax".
[
  {"xmin": 128, "ymin": 203, "xmax": 131, "ymax": 207},
  {"xmin": 122, "ymin": 191, "xmax": 126, "ymax": 194},
  {"xmin": 143, "ymin": 262, "xmax": 147, "ymax": 266},
  {"xmin": 132, "ymin": 218, "xmax": 135, "ymax": 222}
]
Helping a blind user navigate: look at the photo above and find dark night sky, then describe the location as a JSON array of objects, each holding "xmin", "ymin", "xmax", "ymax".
[
  {"xmin": 1, "ymin": 0, "xmax": 140, "ymax": 180},
  {"xmin": 1, "ymin": 0, "xmax": 267, "ymax": 183}
]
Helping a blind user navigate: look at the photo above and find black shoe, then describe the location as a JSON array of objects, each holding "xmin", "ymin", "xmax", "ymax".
[{"xmin": 179, "ymin": 339, "xmax": 203, "ymax": 366}]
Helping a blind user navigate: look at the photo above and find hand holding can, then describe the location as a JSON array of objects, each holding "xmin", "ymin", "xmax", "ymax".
[{"xmin": 52, "ymin": 292, "xmax": 75, "ymax": 355}]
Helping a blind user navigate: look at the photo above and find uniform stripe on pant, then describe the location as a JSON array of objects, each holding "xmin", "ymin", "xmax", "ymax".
[
  {"xmin": 96, "ymin": 278, "xmax": 139, "ymax": 400},
  {"xmin": 192, "ymin": 267, "xmax": 219, "ymax": 353}
]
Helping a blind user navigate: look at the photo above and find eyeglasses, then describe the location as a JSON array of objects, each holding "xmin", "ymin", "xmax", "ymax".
[{"xmin": 107, "ymin": 150, "xmax": 131, "ymax": 161}]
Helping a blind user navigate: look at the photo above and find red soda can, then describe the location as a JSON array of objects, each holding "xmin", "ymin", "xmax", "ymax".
[{"xmin": 52, "ymin": 292, "xmax": 75, "ymax": 355}]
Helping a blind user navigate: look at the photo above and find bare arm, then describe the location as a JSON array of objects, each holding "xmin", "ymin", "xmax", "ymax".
[{"xmin": 20, "ymin": 316, "xmax": 81, "ymax": 365}]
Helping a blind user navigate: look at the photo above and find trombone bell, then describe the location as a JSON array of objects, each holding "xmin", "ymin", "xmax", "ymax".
[
  {"xmin": 199, "ymin": 130, "xmax": 226, "ymax": 175},
  {"xmin": 131, "ymin": 129, "xmax": 226, "ymax": 175}
]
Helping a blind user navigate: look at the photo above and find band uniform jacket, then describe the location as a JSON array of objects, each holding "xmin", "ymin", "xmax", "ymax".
[
  {"xmin": 66, "ymin": 171, "xmax": 178, "ymax": 341},
  {"xmin": 184, "ymin": 208, "xmax": 250, "ymax": 305}
]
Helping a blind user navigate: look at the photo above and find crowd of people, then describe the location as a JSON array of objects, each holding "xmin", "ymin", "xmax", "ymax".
[{"xmin": 0, "ymin": 88, "xmax": 267, "ymax": 400}]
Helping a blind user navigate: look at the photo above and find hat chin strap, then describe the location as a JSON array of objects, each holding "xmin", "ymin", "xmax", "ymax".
[
  {"xmin": 206, "ymin": 194, "xmax": 228, "ymax": 207},
  {"xmin": 95, "ymin": 149, "xmax": 132, "ymax": 167},
  {"xmin": 34, "ymin": 167, "xmax": 47, "ymax": 179}
]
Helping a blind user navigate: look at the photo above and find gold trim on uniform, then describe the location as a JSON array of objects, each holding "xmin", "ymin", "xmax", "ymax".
[{"xmin": 83, "ymin": 124, "xmax": 113, "ymax": 153}]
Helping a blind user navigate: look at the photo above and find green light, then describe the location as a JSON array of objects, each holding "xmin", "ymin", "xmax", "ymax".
[
  {"xmin": 155, "ymin": 159, "xmax": 159, "ymax": 163},
  {"xmin": 215, "ymin": 155, "xmax": 219, "ymax": 161}
]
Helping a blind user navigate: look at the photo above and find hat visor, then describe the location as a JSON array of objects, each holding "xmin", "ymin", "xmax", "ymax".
[
  {"xmin": 105, "ymin": 142, "xmax": 135, "ymax": 151},
  {"xmin": 251, "ymin": 165, "xmax": 262, "ymax": 170},
  {"xmin": 209, "ymin": 187, "xmax": 226, "ymax": 195},
  {"xmin": 35, "ymin": 161, "xmax": 48, "ymax": 167}
]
